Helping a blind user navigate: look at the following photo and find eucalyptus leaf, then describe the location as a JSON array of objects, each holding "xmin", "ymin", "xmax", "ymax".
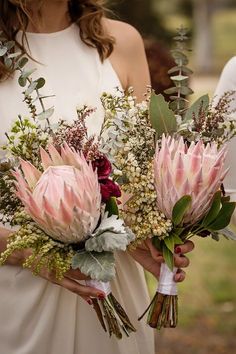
[
  {"xmin": 36, "ymin": 77, "xmax": 46, "ymax": 90},
  {"xmin": 7, "ymin": 52, "xmax": 21, "ymax": 59},
  {"xmin": 150, "ymin": 92, "xmax": 177, "ymax": 138},
  {"xmin": 170, "ymin": 75, "xmax": 188, "ymax": 82},
  {"xmin": 18, "ymin": 76, "xmax": 27, "ymax": 87},
  {"xmin": 21, "ymin": 68, "xmax": 36, "ymax": 79},
  {"xmin": 17, "ymin": 57, "xmax": 29, "ymax": 68},
  {"xmin": 4, "ymin": 57, "xmax": 12, "ymax": 69},
  {"xmin": 164, "ymin": 87, "xmax": 179, "ymax": 95},
  {"xmin": 208, "ymin": 202, "xmax": 236, "ymax": 230},
  {"xmin": 184, "ymin": 94, "xmax": 209, "ymax": 123},
  {"xmin": 163, "ymin": 243, "xmax": 174, "ymax": 271},
  {"xmin": 0, "ymin": 46, "xmax": 7, "ymax": 56},
  {"xmin": 25, "ymin": 81, "xmax": 38, "ymax": 96},
  {"xmin": 180, "ymin": 86, "xmax": 194, "ymax": 96},
  {"xmin": 201, "ymin": 191, "xmax": 222, "ymax": 227},
  {"xmin": 71, "ymin": 251, "xmax": 115, "ymax": 282},
  {"xmin": 168, "ymin": 66, "xmax": 193, "ymax": 75},
  {"xmin": 37, "ymin": 107, "xmax": 54, "ymax": 121},
  {"xmin": 172, "ymin": 195, "xmax": 192, "ymax": 226},
  {"xmin": 5, "ymin": 41, "xmax": 15, "ymax": 50}
]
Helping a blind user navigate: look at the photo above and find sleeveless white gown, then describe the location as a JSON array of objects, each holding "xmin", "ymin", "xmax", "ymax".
[
  {"xmin": 214, "ymin": 57, "xmax": 236, "ymax": 223},
  {"xmin": 0, "ymin": 24, "xmax": 155, "ymax": 354}
]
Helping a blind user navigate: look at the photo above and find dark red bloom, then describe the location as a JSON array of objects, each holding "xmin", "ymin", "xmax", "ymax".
[
  {"xmin": 92, "ymin": 155, "xmax": 112, "ymax": 180},
  {"xmin": 100, "ymin": 179, "xmax": 121, "ymax": 203}
]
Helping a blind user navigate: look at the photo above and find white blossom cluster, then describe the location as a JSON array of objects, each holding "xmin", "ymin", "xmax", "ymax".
[{"xmin": 101, "ymin": 90, "xmax": 172, "ymax": 246}]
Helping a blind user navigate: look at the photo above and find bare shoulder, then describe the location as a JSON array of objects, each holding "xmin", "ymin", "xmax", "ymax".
[
  {"xmin": 103, "ymin": 19, "xmax": 150, "ymax": 100},
  {"xmin": 104, "ymin": 19, "xmax": 144, "ymax": 53}
]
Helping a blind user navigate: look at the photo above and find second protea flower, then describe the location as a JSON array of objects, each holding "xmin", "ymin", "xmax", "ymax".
[
  {"xmin": 12, "ymin": 144, "xmax": 101, "ymax": 243},
  {"xmin": 154, "ymin": 135, "xmax": 228, "ymax": 224}
]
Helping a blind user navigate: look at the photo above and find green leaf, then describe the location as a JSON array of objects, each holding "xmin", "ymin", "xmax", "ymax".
[
  {"xmin": 4, "ymin": 57, "xmax": 12, "ymax": 69},
  {"xmin": 105, "ymin": 197, "xmax": 119, "ymax": 217},
  {"xmin": 171, "ymin": 50, "xmax": 189, "ymax": 66},
  {"xmin": 18, "ymin": 76, "xmax": 27, "ymax": 87},
  {"xmin": 179, "ymin": 86, "xmax": 194, "ymax": 96},
  {"xmin": 36, "ymin": 77, "xmax": 46, "ymax": 90},
  {"xmin": 85, "ymin": 226, "xmax": 134, "ymax": 253},
  {"xmin": 152, "ymin": 236, "xmax": 161, "ymax": 251},
  {"xmin": 164, "ymin": 234, "xmax": 175, "ymax": 253},
  {"xmin": 170, "ymin": 74, "xmax": 188, "ymax": 82},
  {"xmin": 25, "ymin": 81, "xmax": 38, "ymax": 96},
  {"xmin": 201, "ymin": 191, "xmax": 222, "ymax": 227},
  {"xmin": 172, "ymin": 195, "xmax": 192, "ymax": 226},
  {"xmin": 5, "ymin": 41, "xmax": 15, "ymax": 50},
  {"xmin": 163, "ymin": 243, "xmax": 174, "ymax": 271},
  {"xmin": 71, "ymin": 251, "xmax": 115, "ymax": 282},
  {"xmin": 211, "ymin": 232, "xmax": 220, "ymax": 242},
  {"xmin": 37, "ymin": 107, "xmax": 54, "ymax": 120},
  {"xmin": 164, "ymin": 87, "xmax": 179, "ymax": 95},
  {"xmin": 184, "ymin": 94, "xmax": 209, "ymax": 123},
  {"xmin": 168, "ymin": 66, "xmax": 193, "ymax": 76},
  {"xmin": 149, "ymin": 92, "xmax": 177, "ymax": 138},
  {"xmin": 172, "ymin": 232, "xmax": 184, "ymax": 245},
  {"xmin": 17, "ymin": 57, "xmax": 29, "ymax": 68},
  {"xmin": 0, "ymin": 46, "xmax": 8, "ymax": 56},
  {"xmin": 21, "ymin": 68, "xmax": 36, "ymax": 79},
  {"xmin": 208, "ymin": 202, "xmax": 236, "ymax": 230}
]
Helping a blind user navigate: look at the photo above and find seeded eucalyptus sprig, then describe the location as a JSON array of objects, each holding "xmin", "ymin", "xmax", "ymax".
[
  {"xmin": 0, "ymin": 33, "xmax": 54, "ymax": 126},
  {"xmin": 165, "ymin": 26, "xmax": 193, "ymax": 117}
]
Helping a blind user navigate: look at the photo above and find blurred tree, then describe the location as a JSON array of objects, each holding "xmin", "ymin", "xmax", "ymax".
[
  {"xmin": 109, "ymin": 0, "xmax": 171, "ymax": 40},
  {"xmin": 193, "ymin": 0, "xmax": 214, "ymax": 73}
]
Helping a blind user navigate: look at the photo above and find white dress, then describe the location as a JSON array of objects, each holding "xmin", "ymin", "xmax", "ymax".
[
  {"xmin": 0, "ymin": 24, "xmax": 155, "ymax": 354},
  {"xmin": 214, "ymin": 57, "xmax": 236, "ymax": 222}
]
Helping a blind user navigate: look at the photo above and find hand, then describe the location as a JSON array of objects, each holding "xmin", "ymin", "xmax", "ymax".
[
  {"xmin": 0, "ymin": 229, "xmax": 105, "ymax": 304},
  {"xmin": 38, "ymin": 267, "xmax": 105, "ymax": 304},
  {"xmin": 129, "ymin": 238, "xmax": 194, "ymax": 282}
]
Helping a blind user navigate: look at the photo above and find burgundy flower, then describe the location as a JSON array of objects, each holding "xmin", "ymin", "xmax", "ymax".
[
  {"xmin": 100, "ymin": 179, "xmax": 121, "ymax": 203},
  {"xmin": 92, "ymin": 155, "xmax": 112, "ymax": 180}
]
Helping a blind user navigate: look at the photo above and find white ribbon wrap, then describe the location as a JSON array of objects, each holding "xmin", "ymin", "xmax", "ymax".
[
  {"xmin": 157, "ymin": 263, "xmax": 178, "ymax": 296},
  {"xmin": 85, "ymin": 280, "xmax": 111, "ymax": 296}
]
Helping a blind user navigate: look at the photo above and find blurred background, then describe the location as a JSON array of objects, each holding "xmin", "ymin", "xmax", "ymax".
[{"xmin": 109, "ymin": 1, "xmax": 236, "ymax": 353}]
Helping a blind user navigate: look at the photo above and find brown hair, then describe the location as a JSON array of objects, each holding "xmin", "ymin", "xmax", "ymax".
[{"xmin": 0, "ymin": 0, "xmax": 115, "ymax": 80}]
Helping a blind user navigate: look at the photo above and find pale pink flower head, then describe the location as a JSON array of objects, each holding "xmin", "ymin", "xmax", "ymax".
[
  {"xmin": 154, "ymin": 135, "xmax": 228, "ymax": 224},
  {"xmin": 12, "ymin": 144, "xmax": 101, "ymax": 243}
]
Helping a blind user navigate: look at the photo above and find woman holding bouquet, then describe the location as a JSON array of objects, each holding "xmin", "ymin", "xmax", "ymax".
[
  {"xmin": 214, "ymin": 57, "xmax": 236, "ymax": 224},
  {"xmin": 0, "ymin": 1, "xmax": 193, "ymax": 353}
]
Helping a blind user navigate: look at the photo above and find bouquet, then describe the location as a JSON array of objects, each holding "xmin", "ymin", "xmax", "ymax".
[
  {"xmin": 100, "ymin": 27, "xmax": 236, "ymax": 330},
  {"xmin": 0, "ymin": 37, "xmax": 136, "ymax": 338}
]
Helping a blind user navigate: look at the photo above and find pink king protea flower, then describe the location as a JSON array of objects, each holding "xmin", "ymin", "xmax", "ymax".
[
  {"xmin": 154, "ymin": 135, "xmax": 228, "ymax": 224},
  {"xmin": 12, "ymin": 144, "xmax": 101, "ymax": 243}
]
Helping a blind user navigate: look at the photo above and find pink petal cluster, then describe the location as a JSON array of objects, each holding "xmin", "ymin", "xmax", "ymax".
[
  {"xmin": 154, "ymin": 135, "xmax": 228, "ymax": 224},
  {"xmin": 13, "ymin": 144, "xmax": 101, "ymax": 243}
]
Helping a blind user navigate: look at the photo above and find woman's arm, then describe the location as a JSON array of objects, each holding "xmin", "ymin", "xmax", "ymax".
[
  {"xmin": 107, "ymin": 20, "xmax": 151, "ymax": 100},
  {"xmin": 0, "ymin": 226, "xmax": 104, "ymax": 301}
]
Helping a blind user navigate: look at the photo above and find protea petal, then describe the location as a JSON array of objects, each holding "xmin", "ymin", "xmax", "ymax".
[
  {"xmin": 20, "ymin": 159, "xmax": 42, "ymax": 190},
  {"xmin": 13, "ymin": 145, "xmax": 102, "ymax": 243},
  {"xmin": 154, "ymin": 135, "xmax": 228, "ymax": 224}
]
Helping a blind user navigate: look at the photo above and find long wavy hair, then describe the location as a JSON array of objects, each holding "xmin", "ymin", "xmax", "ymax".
[{"xmin": 0, "ymin": 0, "xmax": 114, "ymax": 80}]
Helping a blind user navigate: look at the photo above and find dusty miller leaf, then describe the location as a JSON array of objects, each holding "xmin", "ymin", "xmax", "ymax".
[
  {"xmin": 85, "ymin": 227, "xmax": 135, "ymax": 253},
  {"xmin": 71, "ymin": 251, "xmax": 115, "ymax": 282}
]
